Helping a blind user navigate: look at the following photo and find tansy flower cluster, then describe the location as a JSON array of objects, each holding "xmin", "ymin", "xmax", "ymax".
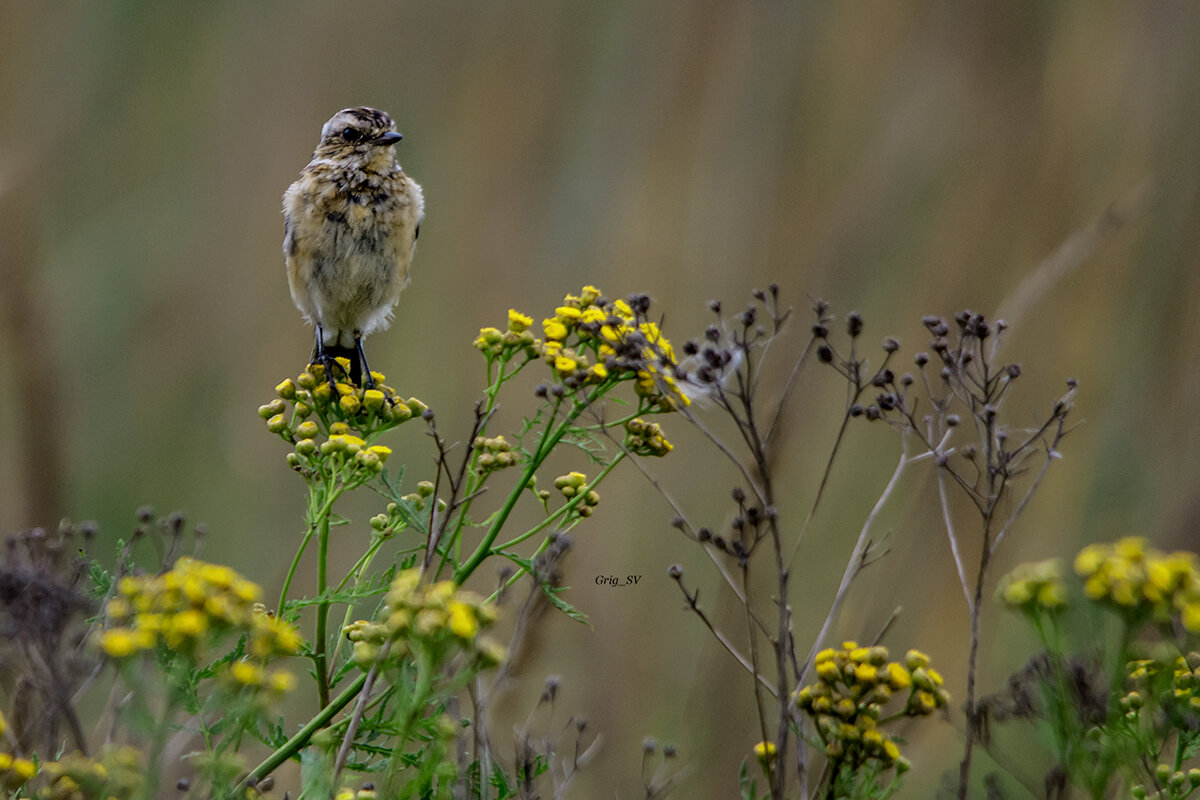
[
  {"xmin": 0, "ymin": 752, "xmax": 36, "ymax": 793},
  {"xmin": 1123, "ymin": 651, "xmax": 1200, "ymax": 724},
  {"xmin": 1132, "ymin": 765, "xmax": 1200, "ymax": 800},
  {"xmin": 344, "ymin": 569, "xmax": 504, "ymax": 670},
  {"xmin": 263, "ymin": 364, "xmax": 426, "ymax": 468},
  {"xmin": 624, "ymin": 417, "xmax": 673, "ymax": 457},
  {"xmin": 473, "ymin": 309, "xmax": 538, "ymax": 359},
  {"xmin": 1074, "ymin": 538, "xmax": 1200, "ymax": 630},
  {"xmin": 289, "ymin": 419, "xmax": 399, "ymax": 479},
  {"xmin": 474, "ymin": 435, "xmax": 519, "ymax": 474},
  {"xmin": 33, "ymin": 747, "xmax": 145, "ymax": 800},
  {"xmin": 477, "ymin": 285, "xmax": 690, "ymax": 411},
  {"xmin": 0, "ymin": 711, "xmax": 36, "ymax": 792},
  {"xmin": 998, "ymin": 558, "xmax": 1068, "ymax": 613},
  {"xmin": 795, "ymin": 644, "xmax": 949, "ymax": 773},
  {"xmin": 98, "ymin": 558, "xmax": 301, "ymax": 696},
  {"xmin": 553, "ymin": 471, "xmax": 601, "ymax": 518},
  {"xmin": 396, "ymin": 480, "xmax": 438, "ymax": 513}
]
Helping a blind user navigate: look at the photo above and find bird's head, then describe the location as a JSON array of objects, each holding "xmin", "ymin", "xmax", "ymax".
[{"xmin": 313, "ymin": 107, "xmax": 403, "ymax": 165}]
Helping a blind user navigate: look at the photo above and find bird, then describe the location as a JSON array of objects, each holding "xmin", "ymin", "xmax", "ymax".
[{"xmin": 283, "ymin": 107, "xmax": 424, "ymax": 389}]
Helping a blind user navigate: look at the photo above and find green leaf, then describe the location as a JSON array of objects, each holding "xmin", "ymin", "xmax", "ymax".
[
  {"xmin": 542, "ymin": 582, "xmax": 590, "ymax": 626},
  {"xmin": 88, "ymin": 560, "xmax": 113, "ymax": 598}
]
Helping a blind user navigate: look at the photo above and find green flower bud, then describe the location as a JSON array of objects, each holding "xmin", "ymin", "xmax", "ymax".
[
  {"xmin": 259, "ymin": 399, "xmax": 286, "ymax": 419},
  {"xmin": 417, "ymin": 481, "xmax": 435, "ymax": 498},
  {"xmin": 362, "ymin": 389, "xmax": 385, "ymax": 412},
  {"xmin": 352, "ymin": 640, "xmax": 379, "ymax": 667},
  {"xmin": 295, "ymin": 439, "xmax": 317, "ymax": 457},
  {"xmin": 276, "ymin": 379, "xmax": 297, "ymax": 400},
  {"xmin": 356, "ymin": 450, "xmax": 381, "ymax": 472},
  {"xmin": 296, "ymin": 420, "xmax": 320, "ymax": 439},
  {"xmin": 266, "ymin": 413, "xmax": 289, "ymax": 434}
]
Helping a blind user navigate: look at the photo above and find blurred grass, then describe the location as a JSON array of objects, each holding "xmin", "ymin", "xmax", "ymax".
[{"xmin": 2, "ymin": 2, "xmax": 1200, "ymax": 796}]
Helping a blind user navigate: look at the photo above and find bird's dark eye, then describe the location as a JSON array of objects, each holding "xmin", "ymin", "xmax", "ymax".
[{"xmin": 341, "ymin": 127, "xmax": 363, "ymax": 143}]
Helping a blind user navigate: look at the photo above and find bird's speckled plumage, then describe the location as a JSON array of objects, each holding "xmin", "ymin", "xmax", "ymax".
[{"xmin": 283, "ymin": 107, "xmax": 424, "ymax": 377}]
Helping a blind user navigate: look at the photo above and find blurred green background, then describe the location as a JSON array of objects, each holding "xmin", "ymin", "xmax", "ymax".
[{"xmin": 2, "ymin": 2, "xmax": 1199, "ymax": 797}]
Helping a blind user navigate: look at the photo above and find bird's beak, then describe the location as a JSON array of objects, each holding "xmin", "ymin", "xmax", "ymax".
[{"xmin": 373, "ymin": 132, "xmax": 403, "ymax": 146}]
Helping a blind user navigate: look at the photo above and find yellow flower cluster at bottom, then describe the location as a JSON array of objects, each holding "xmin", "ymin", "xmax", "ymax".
[
  {"xmin": 0, "ymin": 750, "xmax": 36, "ymax": 792},
  {"xmin": 795, "ymin": 643, "xmax": 948, "ymax": 773},
  {"xmin": 344, "ymin": 569, "xmax": 504, "ymax": 670},
  {"xmin": 35, "ymin": 747, "xmax": 145, "ymax": 800}
]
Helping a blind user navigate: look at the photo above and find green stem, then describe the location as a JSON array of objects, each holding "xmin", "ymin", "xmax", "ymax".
[
  {"xmin": 333, "ymin": 530, "xmax": 406, "ymax": 652},
  {"xmin": 452, "ymin": 389, "xmax": 603, "ymax": 585},
  {"xmin": 484, "ymin": 537, "xmax": 561, "ymax": 603},
  {"xmin": 278, "ymin": 478, "xmax": 341, "ymax": 612},
  {"xmin": 244, "ymin": 673, "xmax": 367, "ymax": 786},
  {"xmin": 315, "ymin": 509, "xmax": 331, "ymax": 709},
  {"xmin": 383, "ymin": 648, "xmax": 436, "ymax": 795},
  {"xmin": 493, "ymin": 453, "xmax": 624, "ymax": 551}
]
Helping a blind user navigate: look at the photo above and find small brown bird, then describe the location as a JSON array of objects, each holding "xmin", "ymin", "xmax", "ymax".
[{"xmin": 283, "ymin": 107, "xmax": 424, "ymax": 388}]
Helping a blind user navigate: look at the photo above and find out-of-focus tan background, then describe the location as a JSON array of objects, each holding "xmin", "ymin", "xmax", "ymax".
[{"xmin": 2, "ymin": 3, "xmax": 1199, "ymax": 797}]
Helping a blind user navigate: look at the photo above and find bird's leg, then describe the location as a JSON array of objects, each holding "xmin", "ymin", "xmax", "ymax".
[
  {"xmin": 312, "ymin": 326, "xmax": 338, "ymax": 390},
  {"xmin": 354, "ymin": 332, "xmax": 375, "ymax": 390}
]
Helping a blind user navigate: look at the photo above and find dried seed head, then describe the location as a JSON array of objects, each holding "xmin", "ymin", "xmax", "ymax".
[{"xmin": 847, "ymin": 311, "xmax": 864, "ymax": 337}]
